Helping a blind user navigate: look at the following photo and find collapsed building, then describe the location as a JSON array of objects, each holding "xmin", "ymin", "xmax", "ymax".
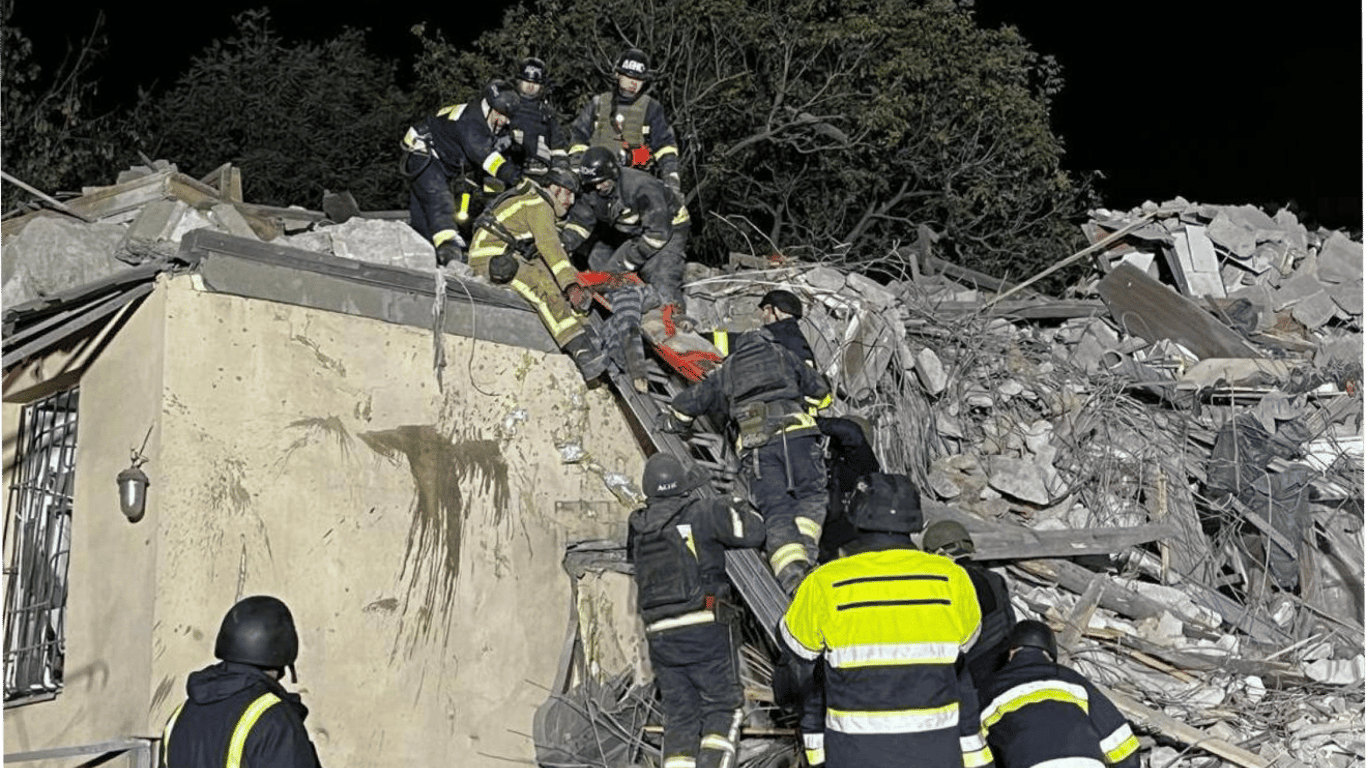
[{"xmin": 2, "ymin": 161, "xmax": 1361, "ymax": 767}]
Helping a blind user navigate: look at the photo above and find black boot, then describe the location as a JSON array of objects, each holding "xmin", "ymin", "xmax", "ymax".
[{"xmin": 563, "ymin": 331, "xmax": 607, "ymax": 382}]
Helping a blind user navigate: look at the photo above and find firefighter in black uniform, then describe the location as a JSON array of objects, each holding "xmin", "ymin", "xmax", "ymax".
[
  {"xmin": 923, "ymin": 520, "xmax": 1018, "ymax": 683},
  {"xmin": 979, "ymin": 621, "xmax": 1141, "ymax": 768},
  {"xmin": 402, "ymin": 81, "xmax": 524, "ymax": 266},
  {"xmin": 814, "ymin": 414, "xmax": 880, "ymax": 562},
  {"xmin": 160, "ymin": 595, "xmax": 322, "ymax": 768},
  {"xmin": 708, "ymin": 290, "xmax": 822, "ymax": 371},
  {"xmin": 569, "ymin": 47, "xmax": 682, "ymax": 194},
  {"xmin": 561, "ymin": 146, "xmax": 693, "ymax": 322},
  {"xmin": 665, "ymin": 295, "xmax": 831, "ymax": 595},
  {"xmin": 777, "ymin": 473, "xmax": 992, "ymax": 768},
  {"xmin": 506, "ymin": 57, "xmax": 570, "ymax": 177},
  {"xmin": 629, "ymin": 452, "xmax": 765, "ymax": 768}
]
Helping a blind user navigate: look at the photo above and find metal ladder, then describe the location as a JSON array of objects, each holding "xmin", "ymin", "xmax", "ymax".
[{"xmin": 598, "ymin": 338, "xmax": 790, "ymax": 646}]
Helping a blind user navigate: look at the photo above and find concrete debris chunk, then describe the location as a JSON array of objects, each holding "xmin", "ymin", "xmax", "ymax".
[
  {"xmin": 914, "ymin": 347, "xmax": 948, "ymax": 395},
  {"xmin": 1316, "ymin": 231, "xmax": 1364, "ymax": 284}
]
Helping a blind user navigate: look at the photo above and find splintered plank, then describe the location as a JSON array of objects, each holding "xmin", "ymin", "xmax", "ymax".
[
  {"xmin": 1096, "ymin": 262, "xmax": 1261, "ymax": 359},
  {"xmin": 66, "ymin": 168, "xmax": 177, "ymax": 220}
]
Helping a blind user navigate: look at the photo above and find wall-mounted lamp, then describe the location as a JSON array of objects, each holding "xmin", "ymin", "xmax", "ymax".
[{"xmin": 117, "ymin": 453, "xmax": 150, "ymax": 522}]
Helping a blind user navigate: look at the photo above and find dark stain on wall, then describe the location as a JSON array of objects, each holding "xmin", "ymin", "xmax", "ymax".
[
  {"xmin": 359, "ymin": 425, "xmax": 509, "ymax": 650},
  {"xmin": 282, "ymin": 415, "xmax": 354, "ymax": 465}
]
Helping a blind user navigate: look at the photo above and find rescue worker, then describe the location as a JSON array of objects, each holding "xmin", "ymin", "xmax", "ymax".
[
  {"xmin": 569, "ymin": 47, "xmax": 682, "ymax": 194},
  {"xmin": 814, "ymin": 414, "xmax": 880, "ymax": 562},
  {"xmin": 708, "ymin": 290, "xmax": 818, "ymax": 370},
  {"xmin": 628, "ymin": 452, "xmax": 766, "ymax": 768},
  {"xmin": 402, "ymin": 80, "xmax": 523, "ymax": 266},
  {"xmin": 979, "ymin": 621, "xmax": 1141, "ymax": 768},
  {"xmin": 469, "ymin": 168, "xmax": 606, "ymax": 382},
  {"xmin": 506, "ymin": 57, "xmax": 570, "ymax": 177},
  {"xmin": 777, "ymin": 474, "xmax": 992, "ymax": 768},
  {"xmin": 664, "ymin": 293, "xmax": 831, "ymax": 594},
  {"xmin": 160, "ymin": 595, "xmax": 322, "ymax": 767},
  {"xmin": 561, "ymin": 146, "xmax": 693, "ymax": 324},
  {"xmin": 923, "ymin": 520, "xmax": 1018, "ymax": 683}
]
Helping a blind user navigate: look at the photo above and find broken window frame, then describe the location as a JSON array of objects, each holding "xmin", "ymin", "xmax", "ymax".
[{"xmin": 3, "ymin": 387, "xmax": 79, "ymax": 707}]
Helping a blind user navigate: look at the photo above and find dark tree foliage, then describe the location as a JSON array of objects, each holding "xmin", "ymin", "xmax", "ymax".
[
  {"xmin": 414, "ymin": 0, "xmax": 1091, "ymax": 279},
  {"xmin": 6, "ymin": 1, "xmax": 1090, "ymax": 283},
  {"xmin": 132, "ymin": 10, "xmax": 417, "ymax": 210},
  {"xmin": 1, "ymin": 7, "xmax": 136, "ymax": 201}
]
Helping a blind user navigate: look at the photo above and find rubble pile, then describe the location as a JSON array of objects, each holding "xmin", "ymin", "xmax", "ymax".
[
  {"xmin": 3, "ymin": 162, "xmax": 1362, "ymax": 767},
  {"xmin": 683, "ymin": 198, "xmax": 1363, "ymax": 768}
]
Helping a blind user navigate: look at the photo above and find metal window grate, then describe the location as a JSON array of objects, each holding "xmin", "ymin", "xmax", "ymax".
[{"xmin": 3, "ymin": 387, "xmax": 79, "ymax": 705}]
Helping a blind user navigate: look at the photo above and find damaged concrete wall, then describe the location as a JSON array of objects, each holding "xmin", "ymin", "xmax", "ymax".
[{"xmin": 4, "ymin": 275, "xmax": 646, "ymax": 766}]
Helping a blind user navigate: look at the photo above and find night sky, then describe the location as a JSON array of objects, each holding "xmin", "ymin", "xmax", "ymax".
[{"xmin": 11, "ymin": 1, "xmax": 1363, "ymax": 231}]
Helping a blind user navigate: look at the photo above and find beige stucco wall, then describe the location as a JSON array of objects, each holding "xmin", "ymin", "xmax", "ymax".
[
  {"xmin": 6, "ymin": 273, "xmax": 647, "ymax": 765},
  {"xmin": 4, "ymin": 280, "xmax": 168, "ymax": 755}
]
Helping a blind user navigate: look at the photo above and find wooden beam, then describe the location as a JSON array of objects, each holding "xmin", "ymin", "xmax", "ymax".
[
  {"xmin": 1099, "ymin": 684, "xmax": 1270, "ymax": 768},
  {"xmin": 0, "ymin": 170, "xmax": 94, "ymax": 222},
  {"xmin": 985, "ymin": 207, "xmax": 1174, "ymax": 308}
]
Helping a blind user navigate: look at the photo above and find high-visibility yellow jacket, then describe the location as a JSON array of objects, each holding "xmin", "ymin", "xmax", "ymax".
[{"xmin": 780, "ymin": 542, "xmax": 992, "ymax": 768}]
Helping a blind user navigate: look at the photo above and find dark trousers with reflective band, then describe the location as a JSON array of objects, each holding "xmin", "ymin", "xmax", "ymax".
[
  {"xmin": 742, "ymin": 434, "xmax": 827, "ymax": 576},
  {"xmin": 405, "ymin": 152, "xmax": 457, "ymax": 244},
  {"xmin": 825, "ymin": 728, "xmax": 964, "ymax": 768},
  {"xmin": 649, "ymin": 621, "xmax": 744, "ymax": 768}
]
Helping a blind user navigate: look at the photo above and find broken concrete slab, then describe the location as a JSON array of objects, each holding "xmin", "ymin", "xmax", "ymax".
[
  {"xmin": 1289, "ymin": 289, "xmax": 1339, "ymax": 329},
  {"xmin": 1206, "ymin": 210, "xmax": 1258, "ymax": 258},
  {"xmin": 985, "ymin": 454, "xmax": 1065, "ymax": 505},
  {"xmin": 1316, "ymin": 231, "xmax": 1364, "ymax": 285},
  {"xmin": 803, "ymin": 265, "xmax": 847, "ymax": 293},
  {"xmin": 1271, "ymin": 272, "xmax": 1330, "ymax": 311},
  {"xmin": 1271, "ymin": 208, "xmax": 1310, "ymax": 251},
  {"xmin": 284, "ymin": 218, "xmax": 436, "ymax": 270},
  {"xmin": 116, "ymin": 199, "xmax": 190, "ymax": 265},
  {"xmin": 1, "ymin": 216, "xmax": 128, "ymax": 307}
]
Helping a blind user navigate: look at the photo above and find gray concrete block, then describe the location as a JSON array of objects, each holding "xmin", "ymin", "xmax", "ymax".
[
  {"xmin": 1316, "ymin": 231, "xmax": 1363, "ymax": 284},
  {"xmin": 1272, "ymin": 273, "xmax": 1329, "ymax": 310},
  {"xmin": 1327, "ymin": 280, "xmax": 1363, "ymax": 316},
  {"xmin": 1, "ymin": 215, "xmax": 127, "ymax": 307},
  {"xmin": 1206, "ymin": 211, "xmax": 1257, "ymax": 258},
  {"xmin": 1290, "ymin": 290, "xmax": 1338, "ymax": 329}
]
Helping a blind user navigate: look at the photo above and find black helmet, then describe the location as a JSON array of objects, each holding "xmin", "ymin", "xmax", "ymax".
[
  {"xmin": 579, "ymin": 146, "xmax": 620, "ymax": 187},
  {"xmin": 488, "ymin": 86, "xmax": 520, "ymax": 119},
  {"xmin": 544, "ymin": 167, "xmax": 580, "ymax": 194},
  {"xmin": 922, "ymin": 520, "xmax": 975, "ymax": 557},
  {"xmin": 759, "ymin": 289, "xmax": 803, "ymax": 319},
  {"xmin": 849, "ymin": 473, "xmax": 922, "ymax": 534},
  {"xmin": 214, "ymin": 595, "xmax": 299, "ymax": 672},
  {"xmin": 643, "ymin": 453, "xmax": 687, "ymax": 498},
  {"xmin": 615, "ymin": 47, "xmax": 651, "ymax": 80},
  {"xmin": 517, "ymin": 57, "xmax": 547, "ymax": 84},
  {"xmin": 1008, "ymin": 619, "xmax": 1057, "ymax": 660}
]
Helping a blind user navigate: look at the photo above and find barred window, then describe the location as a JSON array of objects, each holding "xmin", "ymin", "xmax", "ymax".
[{"xmin": 3, "ymin": 387, "xmax": 79, "ymax": 706}]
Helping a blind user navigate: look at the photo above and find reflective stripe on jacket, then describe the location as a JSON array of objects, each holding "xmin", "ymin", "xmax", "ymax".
[
  {"xmin": 780, "ymin": 547, "xmax": 985, "ymax": 767},
  {"xmin": 978, "ymin": 648, "xmax": 1141, "ymax": 768}
]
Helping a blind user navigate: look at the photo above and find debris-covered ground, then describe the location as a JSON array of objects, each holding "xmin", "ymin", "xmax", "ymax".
[{"xmin": 3, "ymin": 163, "xmax": 1362, "ymax": 767}]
